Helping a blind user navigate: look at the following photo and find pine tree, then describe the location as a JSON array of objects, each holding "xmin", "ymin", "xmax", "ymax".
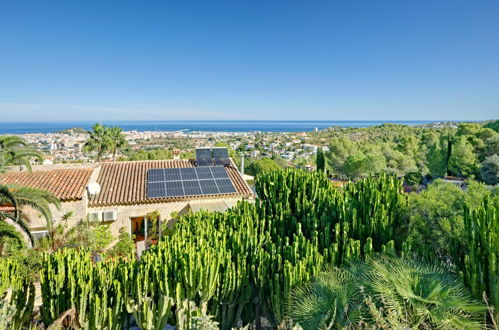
[
  {"xmin": 448, "ymin": 136, "xmax": 478, "ymax": 177},
  {"xmin": 316, "ymin": 147, "xmax": 325, "ymax": 172},
  {"xmin": 427, "ymin": 142, "xmax": 447, "ymax": 178}
]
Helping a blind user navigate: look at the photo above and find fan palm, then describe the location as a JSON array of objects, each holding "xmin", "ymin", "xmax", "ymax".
[
  {"xmin": 362, "ymin": 256, "xmax": 486, "ymax": 329},
  {"xmin": 0, "ymin": 185, "xmax": 60, "ymax": 246},
  {"xmin": 0, "ymin": 136, "xmax": 43, "ymax": 173},
  {"xmin": 288, "ymin": 257, "xmax": 486, "ymax": 329},
  {"xmin": 83, "ymin": 123, "xmax": 110, "ymax": 161},
  {"xmin": 107, "ymin": 126, "xmax": 128, "ymax": 160},
  {"xmin": 288, "ymin": 268, "xmax": 362, "ymax": 330}
]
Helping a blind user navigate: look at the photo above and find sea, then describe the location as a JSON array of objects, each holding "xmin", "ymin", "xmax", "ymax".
[{"xmin": 0, "ymin": 120, "xmax": 448, "ymax": 135}]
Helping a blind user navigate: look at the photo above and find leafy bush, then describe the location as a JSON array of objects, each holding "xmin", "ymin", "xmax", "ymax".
[
  {"xmin": 481, "ymin": 154, "xmax": 499, "ymax": 185},
  {"xmin": 404, "ymin": 171, "xmax": 422, "ymax": 185},
  {"xmin": 108, "ymin": 227, "xmax": 135, "ymax": 259}
]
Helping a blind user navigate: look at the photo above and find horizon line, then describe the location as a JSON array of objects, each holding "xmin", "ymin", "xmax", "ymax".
[{"xmin": 0, "ymin": 119, "xmax": 491, "ymax": 124}]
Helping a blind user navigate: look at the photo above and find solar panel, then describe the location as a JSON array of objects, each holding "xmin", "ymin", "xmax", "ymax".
[
  {"xmin": 146, "ymin": 167, "xmax": 236, "ymax": 199},
  {"xmin": 210, "ymin": 166, "xmax": 229, "ymax": 179},
  {"xmin": 164, "ymin": 168, "xmax": 181, "ymax": 181},
  {"xmin": 165, "ymin": 181, "xmax": 184, "ymax": 197},
  {"xmin": 196, "ymin": 148, "xmax": 213, "ymax": 166},
  {"xmin": 199, "ymin": 179, "xmax": 220, "ymax": 195},
  {"xmin": 195, "ymin": 167, "xmax": 214, "ymax": 179},
  {"xmin": 180, "ymin": 168, "xmax": 198, "ymax": 180},
  {"xmin": 215, "ymin": 178, "xmax": 237, "ymax": 193},
  {"xmin": 182, "ymin": 180, "xmax": 202, "ymax": 196},
  {"xmin": 213, "ymin": 148, "xmax": 230, "ymax": 166},
  {"xmin": 147, "ymin": 169, "xmax": 165, "ymax": 182},
  {"xmin": 147, "ymin": 182, "xmax": 165, "ymax": 198}
]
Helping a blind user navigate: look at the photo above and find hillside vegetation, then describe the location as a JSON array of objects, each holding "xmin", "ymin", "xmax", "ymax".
[
  {"xmin": 308, "ymin": 121, "xmax": 499, "ymax": 184},
  {"xmin": 1, "ymin": 169, "xmax": 497, "ymax": 329}
]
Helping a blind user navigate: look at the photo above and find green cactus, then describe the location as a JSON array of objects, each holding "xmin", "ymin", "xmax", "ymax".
[
  {"xmin": 463, "ymin": 198, "xmax": 498, "ymax": 315},
  {"xmin": 31, "ymin": 169, "xmax": 407, "ymax": 329}
]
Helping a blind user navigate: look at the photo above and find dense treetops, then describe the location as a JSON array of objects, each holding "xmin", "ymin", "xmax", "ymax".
[{"xmin": 308, "ymin": 121, "xmax": 499, "ymax": 184}]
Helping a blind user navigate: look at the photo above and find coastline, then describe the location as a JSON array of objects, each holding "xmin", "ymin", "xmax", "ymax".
[{"xmin": 0, "ymin": 120, "xmax": 468, "ymax": 135}]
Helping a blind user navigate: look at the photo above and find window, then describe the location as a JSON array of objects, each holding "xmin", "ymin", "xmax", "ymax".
[{"xmin": 31, "ymin": 230, "xmax": 49, "ymax": 241}]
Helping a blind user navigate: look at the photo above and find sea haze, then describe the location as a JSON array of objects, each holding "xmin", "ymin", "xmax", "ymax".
[{"xmin": 0, "ymin": 120, "xmax": 445, "ymax": 134}]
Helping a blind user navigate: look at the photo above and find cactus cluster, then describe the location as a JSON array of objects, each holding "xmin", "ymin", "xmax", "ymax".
[
  {"xmin": 6, "ymin": 169, "xmax": 496, "ymax": 328},
  {"xmin": 0, "ymin": 257, "xmax": 35, "ymax": 329},
  {"xmin": 39, "ymin": 249, "xmax": 132, "ymax": 329},
  {"xmin": 463, "ymin": 198, "xmax": 498, "ymax": 311},
  {"xmin": 34, "ymin": 170, "xmax": 406, "ymax": 328}
]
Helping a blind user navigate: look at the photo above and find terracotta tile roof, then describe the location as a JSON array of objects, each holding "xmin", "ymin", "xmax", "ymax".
[
  {"xmin": 89, "ymin": 160, "xmax": 253, "ymax": 207},
  {"xmin": 0, "ymin": 169, "xmax": 93, "ymax": 201}
]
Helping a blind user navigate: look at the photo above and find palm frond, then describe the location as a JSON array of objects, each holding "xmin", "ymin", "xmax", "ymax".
[
  {"xmin": 0, "ymin": 211, "xmax": 34, "ymax": 246},
  {"xmin": 1, "ymin": 184, "xmax": 60, "ymax": 232},
  {"xmin": 361, "ymin": 256, "xmax": 486, "ymax": 328},
  {"xmin": 288, "ymin": 268, "xmax": 362, "ymax": 329}
]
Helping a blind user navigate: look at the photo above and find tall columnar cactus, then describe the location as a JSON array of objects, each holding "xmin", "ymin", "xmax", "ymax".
[
  {"xmin": 463, "ymin": 198, "xmax": 498, "ymax": 312},
  {"xmin": 39, "ymin": 249, "xmax": 132, "ymax": 329},
  {"xmin": 0, "ymin": 257, "xmax": 35, "ymax": 329},
  {"xmin": 34, "ymin": 169, "xmax": 406, "ymax": 329}
]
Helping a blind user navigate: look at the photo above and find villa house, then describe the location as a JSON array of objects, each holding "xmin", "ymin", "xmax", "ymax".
[{"xmin": 0, "ymin": 151, "xmax": 254, "ymax": 247}]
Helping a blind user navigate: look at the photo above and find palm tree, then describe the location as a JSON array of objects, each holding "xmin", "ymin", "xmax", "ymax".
[
  {"xmin": 0, "ymin": 136, "xmax": 43, "ymax": 173},
  {"xmin": 83, "ymin": 123, "xmax": 110, "ymax": 162},
  {"xmin": 0, "ymin": 185, "xmax": 61, "ymax": 246},
  {"xmin": 288, "ymin": 268, "xmax": 362, "ymax": 329},
  {"xmin": 107, "ymin": 126, "xmax": 128, "ymax": 160},
  {"xmin": 61, "ymin": 211, "xmax": 74, "ymax": 223},
  {"xmin": 288, "ymin": 257, "xmax": 486, "ymax": 329},
  {"xmin": 362, "ymin": 256, "xmax": 486, "ymax": 329}
]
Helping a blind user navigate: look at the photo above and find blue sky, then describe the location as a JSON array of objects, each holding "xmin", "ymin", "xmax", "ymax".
[{"xmin": 0, "ymin": 1, "xmax": 498, "ymax": 121}]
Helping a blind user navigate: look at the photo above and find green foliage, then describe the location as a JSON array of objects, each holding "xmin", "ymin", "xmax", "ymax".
[
  {"xmin": 448, "ymin": 136, "xmax": 478, "ymax": 177},
  {"xmin": 84, "ymin": 123, "xmax": 128, "ymax": 161},
  {"xmin": 481, "ymin": 154, "xmax": 499, "ymax": 185},
  {"xmin": 325, "ymin": 137, "xmax": 357, "ymax": 176},
  {"xmin": 108, "ymin": 227, "xmax": 136, "ymax": 259},
  {"xmin": 404, "ymin": 179, "xmax": 497, "ymax": 268},
  {"xmin": 39, "ymin": 249, "xmax": 131, "ymax": 328},
  {"xmin": 0, "ymin": 184, "xmax": 60, "ymax": 246},
  {"xmin": 246, "ymin": 157, "xmax": 281, "ymax": 177},
  {"xmin": 317, "ymin": 122, "xmax": 497, "ymax": 183},
  {"xmin": 31, "ymin": 170, "xmax": 405, "ymax": 329},
  {"xmin": 484, "ymin": 119, "xmax": 499, "ymax": 133},
  {"xmin": 83, "ymin": 123, "xmax": 109, "ymax": 161},
  {"xmin": 426, "ymin": 139, "xmax": 448, "ymax": 177},
  {"xmin": 289, "ymin": 257, "xmax": 486, "ymax": 329},
  {"xmin": 63, "ymin": 220, "xmax": 115, "ymax": 254},
  {"xmin": 0, "ymin": 135, "xmax": 43, "ymax": 172},
  {"xmin": 289, "ymin": 268, "xmax": 362, "ymax": 329},
  {"xmin": 3, "ymin": 167, "xmax": 496, "ymax": 328},
  {"xmin": 404, "ymin": 171, "xmax": 422, "ymax": 185},
  {"xmin": 92, "ymin": 224, "xmax": 114, "ymax": 253},
  {"xmin": 363, "ymin": 257, "xmax": 485, "ymax": 329},
  {"xmin": 0, "ymin": 221, "xmax": 24, "ymax": 256},
  {"xmin": 123, "ymin": 149, "xmax": 173, "ymax": 161},
  {"xmin": 0, "ymin": 256, "xmax": 36, "ymax": 329},
  {"xmin": 463, "ymin": 198, "xmax": 499, "ymax": 323},
  {"xmin": 315, "ymin": 147, "xmax": 325, "ymax": 172},
  {"xmin": 404, "ymin": 180, "xmax": 467, "ymax": 266},
  {"xmin": 107, "ymin": 126, "xmax": 128, "ymax": 160},
  {"xmin": 146, "ymin": 210, "xmax": 161, "ymax": 240}
]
